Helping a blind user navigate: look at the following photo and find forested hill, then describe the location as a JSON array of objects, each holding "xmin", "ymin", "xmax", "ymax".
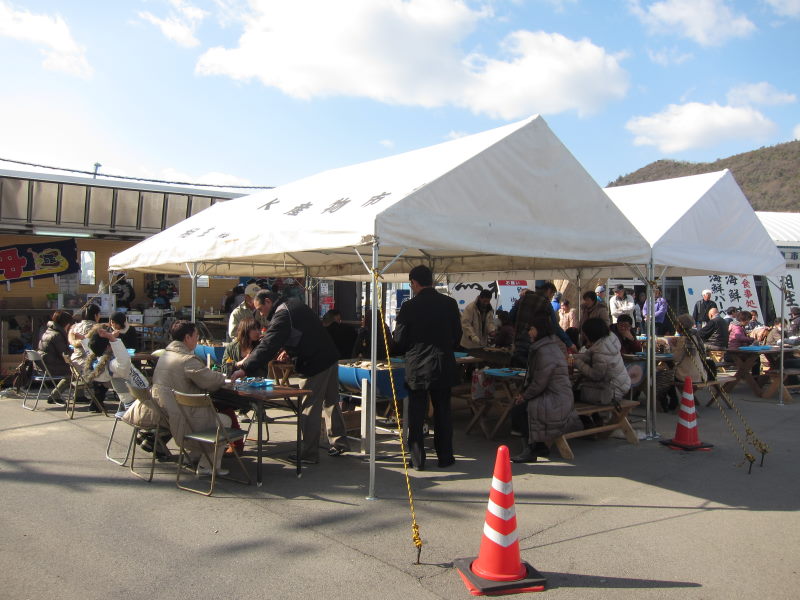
[{"xmin": 607, "ymin": 140, "xmax": 800, "ymax": 212}]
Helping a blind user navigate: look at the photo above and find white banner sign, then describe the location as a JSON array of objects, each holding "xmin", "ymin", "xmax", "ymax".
[
  {"xmin": 683, "ymin": 274, "xmax": 762, "ymax": 317},
  {"xmin": 766, "ymin": 270, "xmax": 800, "ymax": 319},
  {"xmin": 447, "ymin": 280, "xmax": 531, "ymax": 313}
]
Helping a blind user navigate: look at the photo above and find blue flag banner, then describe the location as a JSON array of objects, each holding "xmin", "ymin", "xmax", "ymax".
[{"xmin": 0, "ymin": 239, "xmax": 80, "ymax": 283}]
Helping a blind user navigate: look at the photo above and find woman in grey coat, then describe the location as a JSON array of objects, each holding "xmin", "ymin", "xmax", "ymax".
[{"xmin": 510, "ymin": 318, "xmax": 581, "ymax": 463}]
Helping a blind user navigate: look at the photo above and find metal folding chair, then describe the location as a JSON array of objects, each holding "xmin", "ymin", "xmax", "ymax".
[
  {"xmin": 173, "ymin": 390, "xmax": 250, "ymax": 496},
  {"xmin": 65, "ymin": 363, "xmax": 108, "ymax": 419},
  {"xmin": 105, "ymin": 383, "xmax": 172, "ymax": 481},
  {"xmin": 22, "ymin": 350, "xmax": 67, "ymax": 411}
]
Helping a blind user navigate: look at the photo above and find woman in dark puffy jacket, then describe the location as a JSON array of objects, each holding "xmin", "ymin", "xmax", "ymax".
[
  {"xmin": 510, "ymin": 317, "xmax": 581, "ymax": 463},
  {"xmin": 37, "ymin": 310, "xmax": 74, "ymax": 403}
]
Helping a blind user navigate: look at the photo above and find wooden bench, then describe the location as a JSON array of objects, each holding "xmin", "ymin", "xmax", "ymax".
[
  {"xmin": 696, "ymin": 375, "xmax": 736, "ymax": 408},
  {"xmin": 760, "ymin": 368, "xmax": 800, "ymax": 403},
  {"xmin": 552, "ymin": 400, "xmax": 639, "ymax": 460}
]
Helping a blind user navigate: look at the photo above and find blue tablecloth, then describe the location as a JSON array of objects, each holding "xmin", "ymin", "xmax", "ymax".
[
  {"xmin": 338, "ymin": 363, "xmax": 408, "ymax": 399},
  {"xmin": 194, "ymin": 344, "xmax": 225, "ymax": 365}
]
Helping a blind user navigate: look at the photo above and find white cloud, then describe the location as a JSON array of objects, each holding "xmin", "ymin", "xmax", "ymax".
[
  {"xmin": 196, "ymin": 0, "xmax": 629, "ymax": 119},
  {"xmin": 139, "ymin": 0, "xmax": 208, "ymax": 48},
  {"xmin": 0, "ymin": 1, "xmax": 92, "ymax": 77},
  {"xmin": 378, "ymin": 139, "xmax": 394, "ymax": 148},
  {"xmin": 463, "ymin": 31, "xmax": 629, "ymax": 118},
  {"xmin": 445, "ymin": 130, "xmax": 468, "ymax": 140},
  {"xmin": 727, "ymin": 82, "xmax": 796, "ymax": 106},
  {"xmin": 626, "ymin": 102, "xmax": 776, "ymax": 153},
  {"xmin": 628, "ymin": 0, "xmax": 755, "ymax": 46},
  {"xmin": 536, "ymin": 0, "xmax": 577, "ymax": 12},
  {"xmin": 763, "ymin": 0, "xmax": 800, "ymax": 17},
  {"xmin": 794, "ymin": 123, "xmax": 800, "ymax": 140},
  {"xmin": 646, "ymin": 46, "xmax": 693, "ymax": 66}
]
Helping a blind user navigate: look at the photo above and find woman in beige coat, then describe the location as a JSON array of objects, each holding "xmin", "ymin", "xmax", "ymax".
[
  {"xmin": 671, "ymin": 313, "xmax": 707, "ymax": 395},
  {"xmin": 151, "ymin": 321, "xmax": 230, "ymax": 475}
]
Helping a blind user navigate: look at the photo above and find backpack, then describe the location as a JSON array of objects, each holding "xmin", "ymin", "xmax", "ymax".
[{"xmin": 10, "ymin": 358, "xmax": 34, "ymax": 392}]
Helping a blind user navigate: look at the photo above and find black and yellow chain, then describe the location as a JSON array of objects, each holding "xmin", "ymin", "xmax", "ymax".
[
  {"xmin": 373, "ymin": 270, "xmax": 424, "ymax": 564},
  {"xmin": 662, "ymin": 303, "xmax": 768, "ymax": 470}
]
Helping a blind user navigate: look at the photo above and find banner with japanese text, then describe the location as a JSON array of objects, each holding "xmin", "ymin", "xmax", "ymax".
[
  {"xmin": 0, "ymin": 239, "xmax": 79, "ymax": 283},
  {"xmin": 683, "ymin": 274, "xmax": 762, "ymax": 318},
  {"xmin": 766, "ymin": 270, "xmax": 800, "ymax": 319},
  {"xmin": 447, "ymin": 280, "xmax": 530, "ymax": 313}
]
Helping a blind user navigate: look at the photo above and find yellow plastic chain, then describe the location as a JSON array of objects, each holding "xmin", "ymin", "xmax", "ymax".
[{"xmin": 373, "ymin": 270, "xmax": 424, "ymax": 564}]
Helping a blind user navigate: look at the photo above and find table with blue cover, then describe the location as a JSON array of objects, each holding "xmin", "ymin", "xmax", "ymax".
[
  {"xmin": 466, "ymin": 367, "xmax": 526, "ymax": 439},
  {"xmin": 194, "ymin": 344, "xmax": 225, "ymax": 366},
  {"xmin": 726, "ymin": 346, "xmax": 798, "ymax": 401}
]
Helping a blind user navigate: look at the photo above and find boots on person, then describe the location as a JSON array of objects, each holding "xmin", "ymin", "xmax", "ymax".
[{"xmin": 511, "ymin": 440, "xmax": 538, "ymax": 463}]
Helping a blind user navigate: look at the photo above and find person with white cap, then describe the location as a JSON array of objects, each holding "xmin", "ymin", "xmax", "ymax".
[
  {"xmin": 609, "ymin": 284, "xmax": 635, "ymax": 324},
  {"xmin": 227, "ymin": 282, "xmax": 265, "ymax": 341},
  {"xmin": 692, "ymin": 289, "xmax": 718, "ymax": 327},
  {"xmin": 594, "ymin": 284, "xmax": 606, "ymax": 304}
]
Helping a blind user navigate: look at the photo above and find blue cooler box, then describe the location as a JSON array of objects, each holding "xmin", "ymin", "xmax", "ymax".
[{"xmin": 338, "ymin": 361, "xmax": 408, "ymax": 400}]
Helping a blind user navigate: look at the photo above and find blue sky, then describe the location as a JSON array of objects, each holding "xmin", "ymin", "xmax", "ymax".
[{"xmin": 0, "ymin": 0, "xmax": 798, "ymax": 190}]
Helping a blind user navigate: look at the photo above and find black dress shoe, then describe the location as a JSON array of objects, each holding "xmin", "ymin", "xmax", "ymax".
[
  {"xmin": 437, "ymin": 457, "xmax": 456, "ymax": 468},
  {"xmin": 533, "ymin": 442, "xmax": 551, "ymax": 457},
  {"xmin": 511, "ymin": 445, "xmax": 538, "ymax": 463}
]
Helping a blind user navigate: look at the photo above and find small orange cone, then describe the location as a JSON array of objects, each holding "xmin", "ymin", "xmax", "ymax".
[
  {"xmin": 660, "ymin": 377, "xmax": 713, "ymax": 451},
  {"xmin": 454, "ymin": 445, "xmax": 546, "ymax": 595}
]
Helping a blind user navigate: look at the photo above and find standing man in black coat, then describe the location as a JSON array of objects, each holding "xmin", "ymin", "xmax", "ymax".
[
  {"xmin": 393, "ymin": 265, "xmax": 462, "ymax": 471},
  {"xmin": 231, "ymin": 292, "xmax": 350, "ymax": 463}
]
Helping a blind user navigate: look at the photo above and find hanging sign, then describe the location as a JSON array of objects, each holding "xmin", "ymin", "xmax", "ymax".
[
  {"xmin": 766, "ymin": 270, "xmax": 800, "ymax": 319},
  {"xmin": 683, "ymin": 274, "xmax": 762, "ymax": 316},
  {"xmin": 0, "ymin": 239, "xmax": 79, "ymax": 283}
]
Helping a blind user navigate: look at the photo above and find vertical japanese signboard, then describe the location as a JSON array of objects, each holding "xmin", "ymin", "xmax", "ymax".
[
  {"xmin": 766, "ymin": 270, "xmax": 800, "ymax": 320},
  {"xmin": 683, "ymin": 274, "xmax": 762, "ymax": 317}
]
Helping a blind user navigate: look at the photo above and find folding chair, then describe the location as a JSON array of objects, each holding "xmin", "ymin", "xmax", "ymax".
[
  {"xmin": 65, "ymin": 363, "xmax": 108, "ymax": 419},
  {"xmin": 173, "ymin": 391, "xmax": 250, "ymax": 496},
  {"xmin": 22, "ymin": 350, "xmax": 67, "ymax": 411},
  {"xmin": 105, "ymin": 383, "xmax": 172, "ymax": 481}
]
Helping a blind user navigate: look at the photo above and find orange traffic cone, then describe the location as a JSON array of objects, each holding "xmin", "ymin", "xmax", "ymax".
[
  {"xmin": 454, "ymin": 445, "xmax": 546, "ymax": 595},
  {"xmin": 660, "ymin": 377, "xmax": 713, "ymax": 451}
]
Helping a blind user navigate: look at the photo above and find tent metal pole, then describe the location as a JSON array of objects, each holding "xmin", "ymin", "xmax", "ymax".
[
  {"xmin": 367, "ymin": 240, "xmax": 379, "ymax": 500},
  {"xmin": 646, "ymin": 259, "xmax": 659, "ymax": 439},
  {"xmin": 185, "ymin": 262, "xmax": 198, "ymax": 323},
  {"xmin": 779, "ymin": 279, "xmax": 785, "ymax": 406}
]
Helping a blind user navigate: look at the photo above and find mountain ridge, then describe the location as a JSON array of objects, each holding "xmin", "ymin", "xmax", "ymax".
[{"xmin": 607, "ymin": 140, "xmax": 800, "ymax": 212}]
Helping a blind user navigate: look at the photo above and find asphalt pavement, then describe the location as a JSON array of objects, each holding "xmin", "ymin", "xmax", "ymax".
[{"xmin": 1, "ymin": 383, "xmax": 798, "ymax": 600}]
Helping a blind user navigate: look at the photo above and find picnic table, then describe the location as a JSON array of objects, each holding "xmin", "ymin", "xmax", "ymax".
[
  {"xmin": 465, "ymin": 367, "xmax": 526, "ymax": 439},
  {"xmin": 726, "ymin": 346, "xmax": 800, "ymax": 403},
  {"xmin": 211, "ymin": 382, "xmax": 310, "ymax": 484}
]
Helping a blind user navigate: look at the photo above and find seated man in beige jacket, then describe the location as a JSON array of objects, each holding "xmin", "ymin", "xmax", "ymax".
[{"xmin": 152, "ymin": 320, "xmax": 231, "ymax": 476}]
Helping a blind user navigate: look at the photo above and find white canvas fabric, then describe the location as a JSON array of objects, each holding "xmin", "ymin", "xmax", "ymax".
[
  {"xmin": 110, "ymin": 116, "xmax": 650, "ymax": 278},
  {"xmin": 603, "ymin": 170, "xmax": 784, "ymax": 277}
]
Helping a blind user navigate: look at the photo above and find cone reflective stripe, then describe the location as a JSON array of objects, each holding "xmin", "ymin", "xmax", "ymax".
[
  {"xmin": 660, "ymin": 377, "xmax": 713, "ymax": 451},
  {"xmin": 454, "ymin": 446, "xmax": 546, "ymax": 595}
]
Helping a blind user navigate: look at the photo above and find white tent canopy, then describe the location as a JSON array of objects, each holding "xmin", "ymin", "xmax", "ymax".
[
  {"xmin": 110, "ymin": 115, "xmax": 651, "ymax": 278},
  {"xmin": 602, "ymin": 170, "xmax": 785, "ymax": 277}
]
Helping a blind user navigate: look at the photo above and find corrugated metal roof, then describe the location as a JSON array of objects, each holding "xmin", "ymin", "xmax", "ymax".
[{"xmin": 756, "ymin": 211, "xmax": 800, "ymax": 247}]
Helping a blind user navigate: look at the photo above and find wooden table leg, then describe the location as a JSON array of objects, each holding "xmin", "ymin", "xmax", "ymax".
[
  {"xmin": 489, "ymin": 381, "xmax": 517, "ymax": 439},
  {"xmin": 733, "ymin": 355, "xmax": 762, "ymax": 396}
]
